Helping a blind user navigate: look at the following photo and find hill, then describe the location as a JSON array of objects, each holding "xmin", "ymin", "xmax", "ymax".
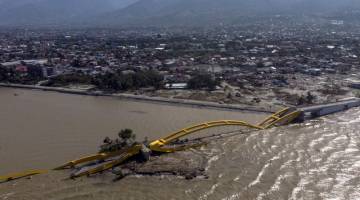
[
  {"xmin": 0, "ymin": 0, "xmax": 138, "ymax": 26},
  {"xmin": 1, "ymin": 0, "xmax": 360, "ymax": 27}
]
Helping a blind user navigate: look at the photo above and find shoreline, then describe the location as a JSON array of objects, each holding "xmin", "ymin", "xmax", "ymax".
[{"xmin": 0, "ymin": 83, "xmax": 275, "ymax": 114}]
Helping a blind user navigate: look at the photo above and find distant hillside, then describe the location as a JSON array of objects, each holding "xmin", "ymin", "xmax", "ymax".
[
  {"xmin": 1, "ymin": 0, "xmax": 360, "ymax": 27},
  {"xmin": 98, "ymin": 0, "xmax": 360, "ymax": 26},
  {"xmin": 0, "ymin": 0, "xmax": 138, "ymax": 26},
  {"xmin": 99, "ymin": 0, "xmax": 276, "ymax": 26}
]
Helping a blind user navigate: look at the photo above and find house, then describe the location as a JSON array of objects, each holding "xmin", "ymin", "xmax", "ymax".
[
  {"xmin": 349, "ymin": 80, "xmax": 360, "ymax": 89},
  {"xmin": 165, "ymin": 83, "xmax": 188, "ymax": 89},
  {"xmin": 15, "ymin": 65, "xmax": 28, "ymax": 73}
]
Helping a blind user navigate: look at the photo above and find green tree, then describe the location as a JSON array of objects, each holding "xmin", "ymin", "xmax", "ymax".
[
  {"xmin": 92, "ymin": 70, "xmax": 163, "ymax": 91},
  {"xmin": 118, "ymin": 129, "xmax": 135, "ymax": 140},
  {"xmin": 45, "ymin": 73, "xmax": 92, "ymax": 87},
  {"xmin": 118, "ymin": 129, "xmax": 136, "ymax": 146},
  {"xmin": 306, "ymin": 92, "xmax": 316, "ymax": 104},
  {"xmin": 0, "ymin": 67, "xmax": 9, "ymax": 82},
  {"xmin": 187, "ymin": 73, "xmax": 218, "ymax": 91}
]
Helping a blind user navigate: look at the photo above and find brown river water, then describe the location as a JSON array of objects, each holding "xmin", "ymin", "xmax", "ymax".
[{"xmin": 1, "ymin": 88, "xmax": 360, "ymax": 200}]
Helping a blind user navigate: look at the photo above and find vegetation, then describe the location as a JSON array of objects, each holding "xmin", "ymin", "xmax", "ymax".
[
  {"xmin": 92, "ymin": 70, "xmax": 163, "ymax": 91},
  {"xmin": 0, "ymin": 65, "xmax": 164, "ymax": 91},
  {"xmin": 118, "ymin": 129, "xmax": 136, "ymax": 142},
  {"xmin": 187, "ymin": 73, "xmax": 219, "ymax": 91},
  {"xmin": 42, "ymin": 70, "xmax": 164, "ymax": 91},
  {"xmin": 297, "ymin": 92, "xmax": 316, "ymax": 105},
  {"xmin": 0, "ymin": 66, "xmax": 43, "ymax": 84},
  {"xmin": 44, "ymin": 73, "xmax": 92, "ymax": 87},
  {"xmin": 354, "ymin": 91, "xmax": 360, "ymax": 98},
  {"xmin": 99, "ymin": 128, "xmax": 137, "ymax": 153},
  {"xmin": 0, "ymin": 67, "xmax": 9, "ymax": 82}
]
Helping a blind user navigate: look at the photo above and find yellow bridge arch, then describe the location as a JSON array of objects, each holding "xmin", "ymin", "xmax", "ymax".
[
  {"xmin": 149, "ymin": 107, "xmax": 301, "ymax": 152},
  {"xmin": 0, "ymin": 107, "xmax": 302, "ymax": 182}
]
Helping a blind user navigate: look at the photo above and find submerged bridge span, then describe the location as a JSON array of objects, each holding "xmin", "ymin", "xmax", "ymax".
[{"xmin": 1, "ymin": 98, "xmax": 360, "ymax": 183}]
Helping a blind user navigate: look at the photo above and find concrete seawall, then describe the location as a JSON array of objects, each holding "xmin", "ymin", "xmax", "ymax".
[{"xmin": 0, "ymin": 83, "xmax": 273, "ymax": 114}]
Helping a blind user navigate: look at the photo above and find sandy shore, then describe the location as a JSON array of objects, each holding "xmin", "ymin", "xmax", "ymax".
[{"xmin": 0, "ymin": 83, "xmax": 274, "ymax": 113}]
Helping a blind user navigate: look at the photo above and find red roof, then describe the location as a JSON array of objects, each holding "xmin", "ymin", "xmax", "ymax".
[{"xmin": 15, "ymin": 65, "xmax": 28, "ymax": 73}]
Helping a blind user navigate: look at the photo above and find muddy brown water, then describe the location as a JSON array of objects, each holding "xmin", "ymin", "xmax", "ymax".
[{"xmin": 1, "ymin": 88, "xmax": 360, "ymax": 200}]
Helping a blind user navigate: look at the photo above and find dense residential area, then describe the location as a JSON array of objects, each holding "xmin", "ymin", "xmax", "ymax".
[{"xmin": 1, "ymin": 21, "xmax": 360, "ymax": 109}]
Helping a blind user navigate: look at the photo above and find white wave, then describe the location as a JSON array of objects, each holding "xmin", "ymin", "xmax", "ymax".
[
  {"xmin": 248, "ymin": 155, "xmax": 280, "ymax": 188},
  {"xmin": 198, "ymin": 183, "xmax": 219, "ymax": 200}
]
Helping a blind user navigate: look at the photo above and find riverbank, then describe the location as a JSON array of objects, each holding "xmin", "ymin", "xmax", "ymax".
[{"xmin": 0, "ymin": 83, "xmax": 276, "ymax": 113}]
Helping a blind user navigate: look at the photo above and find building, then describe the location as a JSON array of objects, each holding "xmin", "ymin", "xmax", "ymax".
[{"xmin": 165, "ymin": 83, "xmax": 188, "ymax": 89}]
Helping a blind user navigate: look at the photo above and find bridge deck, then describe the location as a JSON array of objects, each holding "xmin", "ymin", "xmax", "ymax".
[{"xmin": 298, "ymin": 98, "xmax": 360, "ymax": 120}]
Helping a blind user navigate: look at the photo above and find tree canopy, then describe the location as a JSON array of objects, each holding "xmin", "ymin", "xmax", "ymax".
[
  {"xmin": 187, "ymin": 73, "xmax": 219, "ymax": 91},
  {"xmin": 92, "ymin": 70, "xmax": 163, "ymax": 91}
]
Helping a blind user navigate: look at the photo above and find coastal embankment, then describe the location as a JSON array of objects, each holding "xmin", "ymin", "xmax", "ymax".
[{"xmin": 0, "ymin": 83, "xmax": 275, "ymax": 113}]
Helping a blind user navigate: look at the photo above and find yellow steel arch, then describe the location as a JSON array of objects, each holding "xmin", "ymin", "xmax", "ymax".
[
  {"xmin": 0, "ymin": 107, "xmax": 302, "ymax": 182},
  {"xmin": 54, "ymin": 154, "xmax": 108, "ymax": 170},
  {"xmin": 70, "ymin": 145, "xmax": 142, "ymax": 178},
  {"xmin": 149, "ymin": 120, "xmax": 264, "ymax": 153},
  {"xmin": 149, "ymin": 108, "xmax": 302, "ymax": 153},
  {"xmin": 0, "ymin": 170, "xmax": 48, "ymax": 183},
  {"xmin": 54, "ymin": 146, "xmax": 139, "ymax": 170}
]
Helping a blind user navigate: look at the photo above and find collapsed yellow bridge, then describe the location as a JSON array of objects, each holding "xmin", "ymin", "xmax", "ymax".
[{"xmin": 0, "ymin": 107, "xmax": 302, "ymax": 183}]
